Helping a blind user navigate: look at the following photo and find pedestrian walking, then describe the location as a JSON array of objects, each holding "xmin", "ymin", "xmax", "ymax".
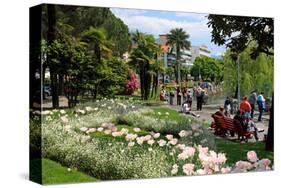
[
  {"xmin": 169, "ymin": 90, "xmax": 175, "ymax": 105},
  {"xmin": 248, "ymin": 91, "xmax": 257, "ymax": 118},
  {"xmin": 196, "ymin": 87, "xmax": 203, "ymax": 111},
  {"xmin": 257, "ymin": 92, "xmax": 265, "ymax": 121},
  {"xmin": 187, "ymin": 89, "xmax": 193, "ymax": 110},
  {"xmin": 176, "ymin": 87, "xmax": 182, "ymax": 106}
]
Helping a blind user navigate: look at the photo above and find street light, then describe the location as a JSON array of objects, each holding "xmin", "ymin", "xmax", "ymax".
[{"xmin": 237, "ymin": 55, "xmax": 240, "ymax": 103}]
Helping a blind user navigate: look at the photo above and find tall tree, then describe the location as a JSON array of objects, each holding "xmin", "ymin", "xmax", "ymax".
[
  {"xmin": 47, "ymin": 4, "xmax": 59, "ymax": 108},
  {"xmin": 166, "ymin": 28, "xmax": 191, "ymax": 84},
  {"xmin": 208, "ymin": 15, "xmax": 274, "ymax": 151}
]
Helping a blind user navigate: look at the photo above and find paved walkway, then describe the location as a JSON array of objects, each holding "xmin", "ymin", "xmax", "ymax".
[{"xmin": 163, "ymin": 100, "xmax": 269, "ymax": 143}]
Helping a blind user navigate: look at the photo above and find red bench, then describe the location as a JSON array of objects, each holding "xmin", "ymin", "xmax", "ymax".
[{"xmin": 211, "ymin": 114, "xmax": 253, "ymax": 142}]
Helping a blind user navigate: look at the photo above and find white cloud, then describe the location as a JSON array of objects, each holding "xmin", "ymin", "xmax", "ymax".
[
  {"xmin": 112, "ymin": 9, "xmax": 225, "ymax": 56},
  {"xmin": 118, "ymin": 15, "xmax": 210, "ymax": 38}
]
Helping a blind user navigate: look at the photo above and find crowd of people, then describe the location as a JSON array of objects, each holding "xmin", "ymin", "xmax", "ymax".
[
  {"xmin": 160, "ymin": 85, "xmax": 209, "ymax": 118},
  {"xmin": 213, "ymin": 91, "xmax": 267, "ymax": 141}
]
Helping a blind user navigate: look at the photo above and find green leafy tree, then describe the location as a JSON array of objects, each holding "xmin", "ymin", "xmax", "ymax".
[{"xmin": 208, "ymin": 15, "xmax": 274, "ymax": 151}]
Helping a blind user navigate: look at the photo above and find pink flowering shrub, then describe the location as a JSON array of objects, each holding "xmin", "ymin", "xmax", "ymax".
[{"xmin": 125, "ymin": 69, "xmax": 139, "ymax": 95}]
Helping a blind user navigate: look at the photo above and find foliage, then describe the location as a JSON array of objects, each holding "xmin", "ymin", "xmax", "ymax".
[
  {"xmin": 129, "ymin": 31, "xmax": 160, "ymax": 100},
  {"xmin": 190, "ymin": 56, "xmax": 223, "ymax": 81},
  {"xmin": 207, "ymin": 15, "xmax": 273, "ymax": 58},
  {"xmin": 223, "ymin": 44, "xmax": 273, "ymax": 97}
]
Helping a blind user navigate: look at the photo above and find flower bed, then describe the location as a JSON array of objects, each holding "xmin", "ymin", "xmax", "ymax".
[{"xmin": 30, "ymin": 99, "xmax": 272, "ymax": 181}]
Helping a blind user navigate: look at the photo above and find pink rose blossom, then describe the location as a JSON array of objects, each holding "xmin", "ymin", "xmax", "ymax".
[
  {"xmin": 183, "ymin": 163, "xmax": 195, "ymax": 175},
  {"xmin": 247, "ymin": 151, "xmax": 259, "ymax": 162}
]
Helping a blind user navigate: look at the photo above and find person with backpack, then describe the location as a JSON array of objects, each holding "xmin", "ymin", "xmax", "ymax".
[{"xmin": 257, "ymin": 92, "xmax": 265, "ymax": 122}]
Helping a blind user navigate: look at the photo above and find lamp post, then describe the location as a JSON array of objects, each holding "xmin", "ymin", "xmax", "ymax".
[{"xmin": 237, "ymin": 55, "xmax": 240, "ymax": 103}]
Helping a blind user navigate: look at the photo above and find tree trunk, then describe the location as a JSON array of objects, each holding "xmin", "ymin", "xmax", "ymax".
[
  {"xmin": 266, "ymin": 92, "xmax": 274, "ymax": 151},
  {"xmin": 47, "ymin": 4, "xmax": 59, "ymax": 108}
]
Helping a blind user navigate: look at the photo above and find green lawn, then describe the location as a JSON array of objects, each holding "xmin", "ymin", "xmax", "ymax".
[
  {"xmin": 216, "ymin": 138, "xmax": 274, "ymax": 166},
  {"xmin": 30, "ymin": 159, "xmax": 97, "ymax": 185}
]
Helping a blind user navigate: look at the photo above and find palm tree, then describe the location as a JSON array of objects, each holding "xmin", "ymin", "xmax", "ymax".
[
  {"xmin": 129, "ymin": 31, "xmax": 158, "ymax": 100},
  {"xmin": 167, "ymin": 28, "xmax": 191, "ymax": 84},
  {"xmin": 80, "ymin": 26, "xmax": 113, "ymax": 63}
]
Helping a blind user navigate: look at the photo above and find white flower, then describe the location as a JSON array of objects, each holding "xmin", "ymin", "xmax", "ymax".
[
  {"xmin": 120, "ymin": 128, "xmax": 129, "ymax": 135},
  {"xmin": 112, "ymin": 131, "xmax": 122, "ymax": 137},
  {"xmin": 60, "ymin": 116, "xmax": 69, "ymax": 125},
  {"xmin": 153, "ymin": 133, "xmax": 160, "ymax": 139},
  {"xmin": 147, "ymin": 139, "xmax": 155, "ymax": 145},
  {"xmin": 171, "ymin": 168, "xmax": 178, "ymax": 175},
  {"xmin": 128, "ymin": 142, "xmax": 135, "ymax": 147},
  {"xmin": 172, "ymin": 164, "xmax": 179, "ymax": 169},
  {"xmin": 157, "ymin": 139, "xmax": 167, "ymax": 147},
  {"xmin": 133, "ymin": 127, "xmax": 141, "ymax": 132},
  {"xmin": 86, "ymin": 128, "xmax": 96, "ymax": 134},
  {"xmin": 67, "ymin": 168, "xmax": 71, "ymax": 172},
  {"xmin": 148, "ymin": 147, "xmax": 153, "ymax": 152},
  {"xmin": 165, "ymin": 112, "xmax": 170, "ymax": 115},
  {"xmin": 157, "ymin": 112, "xmax": 162, "ymax": 115},
  {"xmin": 64, "ymin": 125, "xmax": 71, "ymax": 131},
  {"xmin": 60, "ymin": 110, "xmax": 66, "ymax": 114},
  {"xmin": 179, "ymin": 130, "xmax": 192, "ymax": 137},
  {"xmin": 136, "ymin": 137, "xmax": 144, "ymax": 145},
  {"xmin": 41, "ymin": 110, "xmax": 51, "ymax": 115},
  {"xmin": 196, "ymin": 169, "xmax": 207, "ymax": 175},
  {"xmin": 85, "ymin": 106, "xmax": 93, "ymax": 112},
  {"xmin": 165, "ymin": 134, "xmax": 173, "ymax": 140},
  {"xmin": 104, "ymin": 129, "xmax": 112, "ymax": 135},
  {"xmin": 107, "ymin": 106, "xmax": 112, "ymax": 110},
  {"xmin": 94, "ymin": 107, "xmax": 98, "ymax": 111},
  {"xmin": 97, "ymin": 127, "xmax": 104, "ymax": 132},
  {"xmin": 125, "ymin": 134, "xmax": 138, "ymax": 141},
  {"xmin": 80, "ymin": 127, "xmax": 88, "ymax": 132}
]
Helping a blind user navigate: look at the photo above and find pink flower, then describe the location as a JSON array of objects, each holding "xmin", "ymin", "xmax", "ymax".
[
  {"xmin": 183, "ymin": 147, "xmax": 196, "ymax": 157},
  {"xmin": 247, "ymin": 151, "xmax": 259, "ymax": 162},
  {"xmin": 221, "ymin": 167, "xmax": 231, "ymax": 174},
  {"xmin": 176, "ymin": 144, "xmax": 186, "ymax": 151},
  {"xmin": 168, "ymin": 138, "xmax": 178, "ymax": 145},
  {"xmin": 217, "ymin": 153, "xmax": 227, "ymax": 164},
  {"xmin": 157, "ymin": 139, "xmax": 167, "ymax": 147},
  {"xmin": 183, "ymin": 163, "xmax": 195, "ymax": 175},
  {"xmin": 258, "ymin": 159, "xmax": 271, "ymax": 170},
  {"xmin": 235, "ymin": 161, "xmax": 253, "ymax": 171},
  {"xmin": 198, "ymin": 145, "xmax": 209, "ymax": 155}
]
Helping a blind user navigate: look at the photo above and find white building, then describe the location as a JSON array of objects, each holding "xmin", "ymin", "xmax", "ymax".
[
  {"xmin": 158, "ymin": 34, "xmax": 192, "ymax": 68},
  {"xmin": 190, "ymin": 45, "xmax": 211, "ymax": 63}
]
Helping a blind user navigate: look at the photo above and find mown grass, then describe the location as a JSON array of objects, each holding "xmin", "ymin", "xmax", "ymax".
[
  {"xmin": 216, "ymin": 138, "xmax": 274, "ymax": 166},
  {"xmin": 30, "ymin": 159, "xmax": 97, "ymax": 185}
]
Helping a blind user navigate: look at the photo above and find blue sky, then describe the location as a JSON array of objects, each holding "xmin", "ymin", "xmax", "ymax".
[{"xmin": 111, "ymin": 8, "xmax": 226, "ymax": 57}]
